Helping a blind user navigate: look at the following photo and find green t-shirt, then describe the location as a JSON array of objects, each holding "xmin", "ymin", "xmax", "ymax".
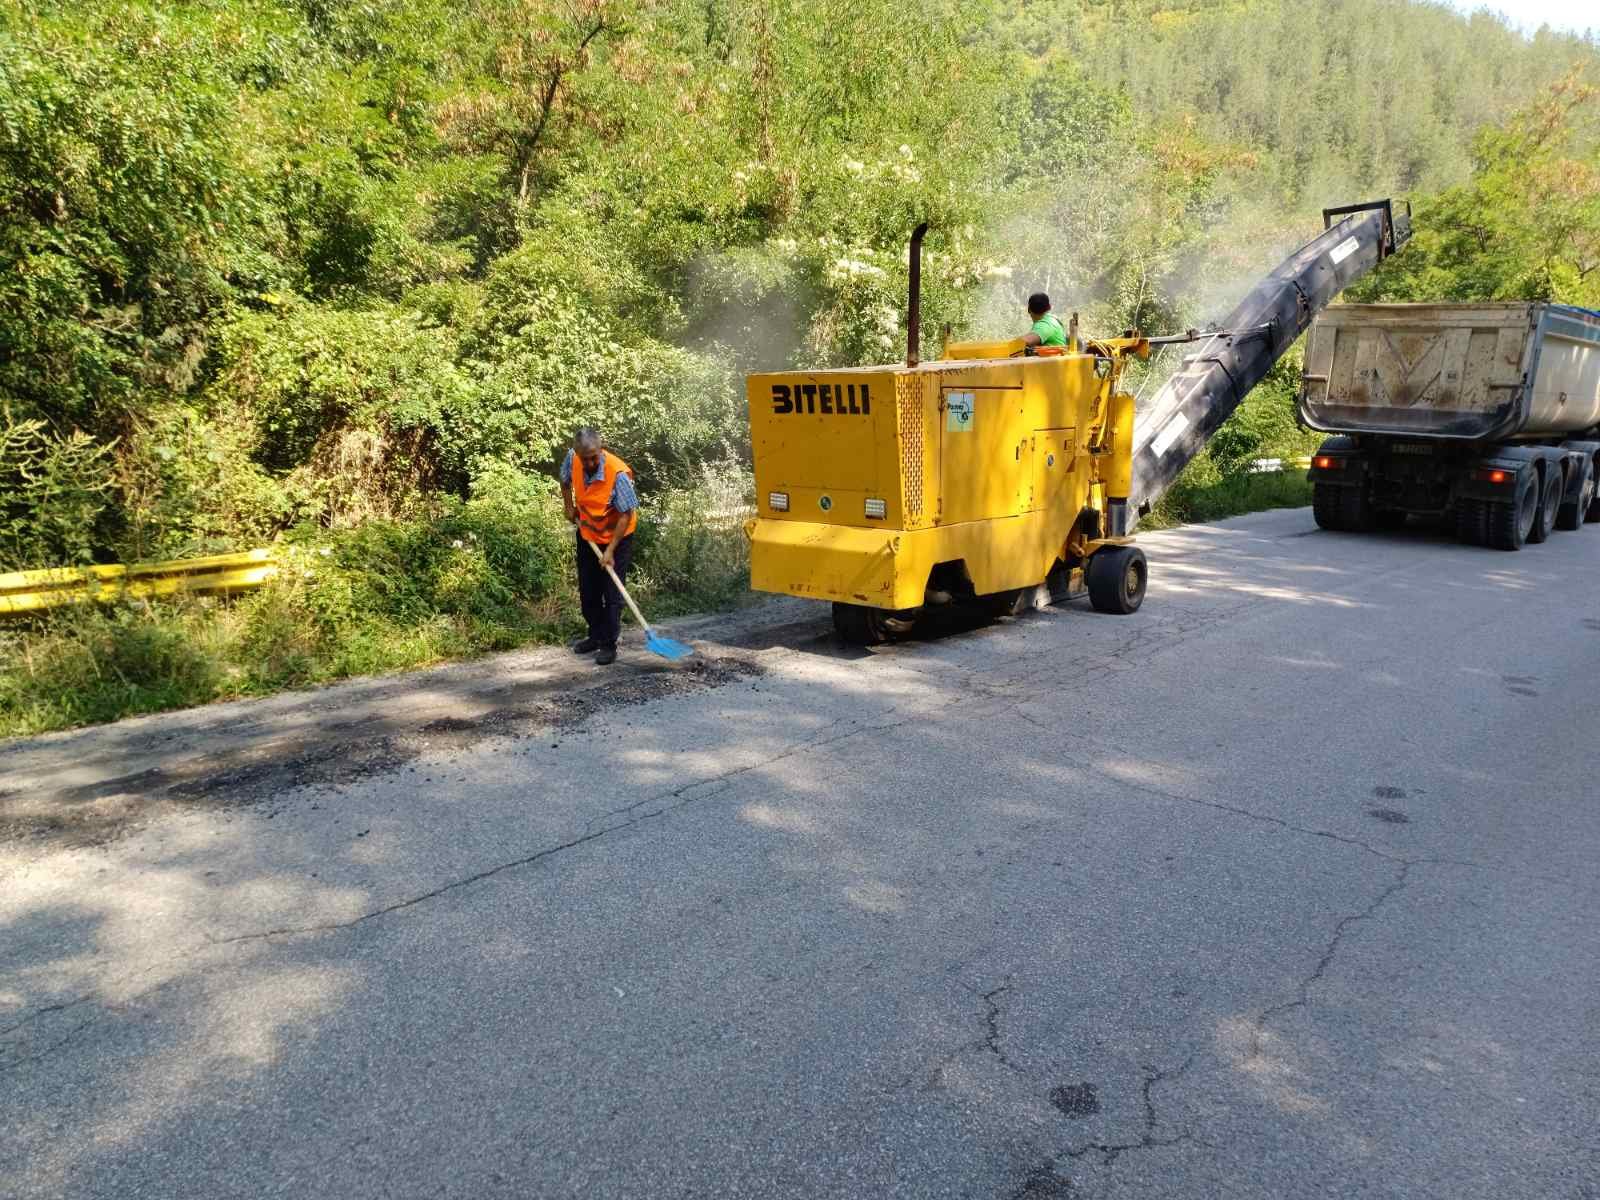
[{"xmin": 1031, "ymin": 312, "xmax": 1067, "ymax": 347}]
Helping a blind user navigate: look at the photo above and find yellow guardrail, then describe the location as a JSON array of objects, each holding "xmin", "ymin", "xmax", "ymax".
[{"xmin": 0, "ymin": 549, "xmax": 277, "ymax": 616}]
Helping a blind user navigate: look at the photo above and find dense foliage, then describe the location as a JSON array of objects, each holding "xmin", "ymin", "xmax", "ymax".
[
  {"xmin": 1, "ymin": 0, "xmax": 1597, "ymax": 731},
  {"xmin": 1076, "ymin": 0, "xmax": 1597, "ymax": 205}
]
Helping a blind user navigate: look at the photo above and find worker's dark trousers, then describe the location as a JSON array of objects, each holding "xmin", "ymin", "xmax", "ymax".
[{"xmin": 576, "ymin": 532, "xmax": 635, "ymax": 648}]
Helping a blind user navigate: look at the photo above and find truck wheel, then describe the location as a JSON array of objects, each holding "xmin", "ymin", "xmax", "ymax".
[
  {"xmin": 1557, "ymin": 462, "xmax": 1594, "ymax": 532},
  {"xmin": 1454, "ymin": 499, "xmax": 1489, "ymax": 546},
  {"xmin": 1487, "ymin": 472, "xmax": 1537, "ymax": 551},
  {"xmin": 1087, "ymin": 546, "xmax": 1148, "ymax": 615},
  {"xmin": 832, "ymin": 602, "xmax": 901, "ymax": 645},
  {"xmin": 1312, "ymin": 483, "xmax": 1345, "ymax": 530},
  {"xmin": 1340, "ymin": 485, "xmax": 1375, "ymax": 532},
  {"xmin": 1529, "ymin": 468, "xmax": 1562, "ymax": 544}
]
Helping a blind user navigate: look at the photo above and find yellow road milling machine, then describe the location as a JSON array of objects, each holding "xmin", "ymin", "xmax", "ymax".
[{"xmin": 745, "ymin": 206, "xmax": 1412, "ymax": 644}]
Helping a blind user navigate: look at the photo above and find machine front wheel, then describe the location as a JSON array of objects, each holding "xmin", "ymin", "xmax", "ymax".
[{"xmin": 1086, "ymin": 546, "xmax": 1148, "ymax": 615}]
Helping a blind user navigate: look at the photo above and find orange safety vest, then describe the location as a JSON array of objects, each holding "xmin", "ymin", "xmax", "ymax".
[{"xmin": 572, "ymin": 451, "xmax": 638, "ymax": 545}]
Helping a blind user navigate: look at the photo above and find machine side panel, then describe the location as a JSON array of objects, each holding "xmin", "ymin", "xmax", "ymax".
[
  {"xmin": 938, "ymin": 386, "xmax": 1031, "ymax": 525},
  {"xmin": 747, "ymin": 370, "xmax": 903, "ymax": 529}
]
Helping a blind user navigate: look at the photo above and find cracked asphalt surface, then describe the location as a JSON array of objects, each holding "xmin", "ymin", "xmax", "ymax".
[{"xmin": 3, "ymin": 507, "xmax": 1598, "ymax": 1199}]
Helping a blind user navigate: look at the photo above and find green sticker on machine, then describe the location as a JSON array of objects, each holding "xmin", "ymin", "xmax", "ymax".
[{"xmin": 946, "ymin": 392, "xmax": 975, "ymax": 432}]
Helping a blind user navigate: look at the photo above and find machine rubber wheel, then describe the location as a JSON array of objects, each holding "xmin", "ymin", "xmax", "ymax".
[
  {"xmin": 832, "ymin": 602, "xmax": 899, "ymax": 645},
  {"xmin": 1487, "ymin": 472, "xmax": 1537, "ymax": 551},
  {"xmin": 1557, "ymin": 462, "xmax": 1593, "ymax": 532},
  {"xmin": 1454, "ymin": 499, "xmax": 1489, "ymax": 547},
  {"xmin": 1529, "ymin": 468, "xmax": 1562, "ymax": 544},
  {"xmin": 1086, "ymin": 546, "xmax": 1148, "ymax": 615}
]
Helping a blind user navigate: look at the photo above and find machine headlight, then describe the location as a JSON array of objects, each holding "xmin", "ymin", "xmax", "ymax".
[
  {"xmin": 768, "ymin": 492, "xmax": 790, "ymax": 512},
  {"xmin": 864, "ymin": 498, "xmax": 887, "ymax": 519}
]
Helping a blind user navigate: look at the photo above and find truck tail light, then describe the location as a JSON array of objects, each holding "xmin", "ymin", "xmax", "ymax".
[
  {"xmin": 1473, "ymin": 469, "xmax": 1510, "ymax": 485},
  {"xmin": 768, "ymin": 491, "xmax": 789, "ymax": 511},
  {"xmin": 864, "ymin": 498, "xmax": 887, "ymax": 519},
  {"xmin": 1313, "ymin": 455, "xmax": 1340, "ymax": 470}
]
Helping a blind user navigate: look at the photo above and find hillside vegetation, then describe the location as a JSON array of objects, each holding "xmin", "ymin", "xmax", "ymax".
[{"xmin": 2, "ymin": 0, "xmax": 1598, "ymax": 733}]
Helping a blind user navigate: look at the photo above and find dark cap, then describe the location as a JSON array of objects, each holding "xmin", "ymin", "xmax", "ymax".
[{"xmin": 1027, "ymin": 292, "xmax": 1050, "ymax": 316}]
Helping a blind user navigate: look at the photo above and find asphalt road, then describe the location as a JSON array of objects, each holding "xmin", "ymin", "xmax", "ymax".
[{"xmin": 3, "ymin": 507, "xmax": 1597, "ymax": 1200}]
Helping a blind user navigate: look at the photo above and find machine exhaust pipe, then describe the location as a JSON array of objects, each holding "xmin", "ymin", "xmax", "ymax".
[{"xmin": 906, "ymin": 222, "xmax": 928, "ymax": 367}]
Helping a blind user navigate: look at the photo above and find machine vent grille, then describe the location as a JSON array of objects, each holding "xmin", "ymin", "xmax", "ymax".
[{"xmin": 897, "ymin": 374, "xmax": 924, "ymax": 518}]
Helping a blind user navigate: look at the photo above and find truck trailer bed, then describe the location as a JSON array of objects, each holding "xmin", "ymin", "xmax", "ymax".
[{"xmin": 1299, "ymin": 303, "xmax": 1600, "ymax": 441}]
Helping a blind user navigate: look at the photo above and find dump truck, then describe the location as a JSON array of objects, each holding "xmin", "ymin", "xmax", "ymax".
[
  {"xmin": 1301, "ymin": 303, "xmax": 1600, "ymax": 549},
  {"xmin": 745, "ymin": 203, "xmax": 1410, "ymax": 643}
]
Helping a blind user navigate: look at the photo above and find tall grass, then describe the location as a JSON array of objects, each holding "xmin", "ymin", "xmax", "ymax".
[{"xmin": 1141, "ymin": 468, "xmax": 1312, "ymax": 529}]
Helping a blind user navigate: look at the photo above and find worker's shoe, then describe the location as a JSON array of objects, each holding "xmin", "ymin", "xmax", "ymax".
[
  {"xmin": 594, "ymin": 644, "xmax": 618, "ymax": 666},
  {"xmin": 571, "ymin": 637, "xmax": 600, "ymax": 654}
]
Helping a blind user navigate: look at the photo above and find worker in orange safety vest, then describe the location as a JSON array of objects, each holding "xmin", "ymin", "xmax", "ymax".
[{"xmin": 560, "ymin": 426, "xmax": 640, "ymax": 666}]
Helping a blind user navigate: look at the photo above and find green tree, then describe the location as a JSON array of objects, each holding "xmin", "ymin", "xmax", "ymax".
[
  {"xmin": 1352, "ymin": 71, "xmax": 1600, "ymax": 306},
  {"xmin": 0, "ymin": 5, "xmax": 244, "ymax": 429}
]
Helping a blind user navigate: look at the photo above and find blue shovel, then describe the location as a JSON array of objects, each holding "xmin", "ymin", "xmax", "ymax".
[{"xmin": 588, "ymin": 539, "xmax": 694, "ymax": 662}]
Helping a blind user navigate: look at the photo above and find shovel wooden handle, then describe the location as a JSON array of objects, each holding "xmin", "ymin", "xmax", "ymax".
[{"xmin": 588, "ymin": 538, "xmax": 653, "ymax": 635}]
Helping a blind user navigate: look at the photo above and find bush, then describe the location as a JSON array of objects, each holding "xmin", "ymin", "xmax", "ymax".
[
  {"xmin": 214, "ymin": 301, "xmax": 475, "ymax": 514},
  {"xmin": 0, "ymin": 7, "xmax": 244, "ymax": 429},
  {"xmin": 1142, "ymin": 465, "xmax": 1313, "ymax": 529},
  {"xmin": 466, "ymin": 230, "xmax": 745, "ymax": 483},
  {"xmin": 0, "ymin": 415, "xmax": 116, "ymax": 570},
  {"xmin": 1202, "ymin": 356, "xmax": 1317, "ymax": 478},
  {"xmin": 108, "ymin": 400, "xmax": 295, "ymax": 562},
  {"xmin": 632, "ymin": 463, "xmax": 753, "ymax": 615}
]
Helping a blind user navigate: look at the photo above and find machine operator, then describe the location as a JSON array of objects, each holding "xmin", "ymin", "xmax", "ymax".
[{"xmin": 1021, "ymin": 292, "xmax": 1067, "ymax": 351}]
